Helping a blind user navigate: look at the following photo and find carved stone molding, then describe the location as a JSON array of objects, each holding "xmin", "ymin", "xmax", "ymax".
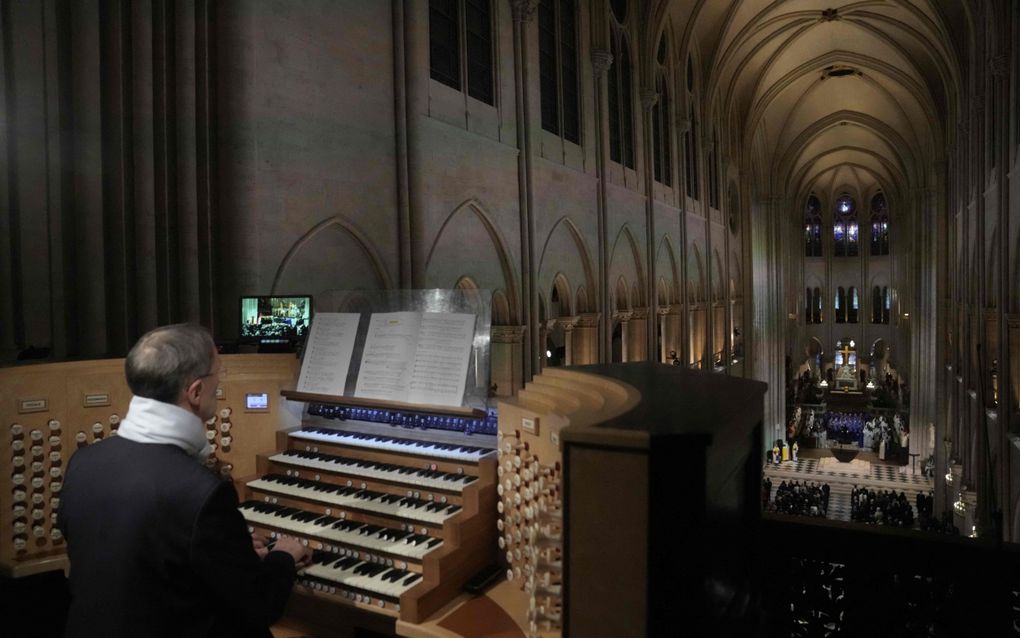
[
  {"xmin": 553, "ymin": 316, "xmax": 579, "ymax": 331},
  {"xmin": 510, "ymin": 0, "xmax": 539, "ymax": 23},
  {"xmin": 639, "ymin": 88, "xmax": 659, "ymax": 111},
  {"xmin": 591, "ymin": 49, "xmax": 613, "ymax": 76},
  {"xmin": 575, "ymin": 313, "xmax": 601, "ymax": 328},
  {"xmin": 491, "ymin": 325, "xmax": 526, "ymax": 344},
  {"xmin": 630, "ymin": 307, "xmax": 649, "ymax": 320},
  {"xmin": 613, "ymin": 311, "xmax": 634, "ymax": 323}
]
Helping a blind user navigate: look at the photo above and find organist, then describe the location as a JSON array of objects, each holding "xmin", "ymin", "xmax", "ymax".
[{"xmin": 57, "ymin": 324, "xmax": 312, "ymax": 638}]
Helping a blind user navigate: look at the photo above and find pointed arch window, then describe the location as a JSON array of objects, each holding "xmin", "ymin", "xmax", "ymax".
[
  {"xmin": 804, "ymin": 194, "xmax": 822, "ymax": 256},
  {"xmin": 848, "ymin": 287, "xmax": 859, "ymax": 323},
  {"xmin": 429, "ymin": 0, "xmax": 495, "ymax": 105},
  {"xmin": 607, "ymin": 11, "xmax": 635, "ymax": 169},
  {"xmin": 883, "ymin": 287, "xmax": 891, "ymax": 323},
  {"xmin": 683, "ymin": 55, "xmax": 699, "ymax": 200},
  {"xmin": 651, "ymin": 36, "xmax": 672, "ymax": 186},
  {"xmin": 834, "ymin": 194, "xmax": 857, "ymax": 256},
  {"xmin": 539, "ymin": 0, "xmax": 579, "ymax": 143},
  {"xmin": 834, "ymin": 287, "xmax": 846, "ymax": 324},
  {"xmin": 870, "ymin": 192, "xmax": 889, "ymax": 256},
  {"xmin": 806, "ymin": 287, "xmax": 822, "ymax": 324}
]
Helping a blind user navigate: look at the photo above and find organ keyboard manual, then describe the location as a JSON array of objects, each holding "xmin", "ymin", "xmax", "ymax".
[{"xmin": 246, "ymin": 290, "xmax": 499, "ymax": 633}]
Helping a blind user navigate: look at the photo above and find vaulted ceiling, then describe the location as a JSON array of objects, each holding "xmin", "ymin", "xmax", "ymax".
[{"xmin": 651, "ymin": 0, "xmax": 967, "ymax": 207}]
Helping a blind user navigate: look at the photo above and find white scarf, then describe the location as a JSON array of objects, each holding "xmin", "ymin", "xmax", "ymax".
[{"xmin": 116, "ymin": 396, "xmax": 211, "ymax": 461}]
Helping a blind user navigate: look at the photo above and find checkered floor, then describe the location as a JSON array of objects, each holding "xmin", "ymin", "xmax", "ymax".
[{"xmin": 763, "ymin": 457, "xmax": 933, "ymax": 524}]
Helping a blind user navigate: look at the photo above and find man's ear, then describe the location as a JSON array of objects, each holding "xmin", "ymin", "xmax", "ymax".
[{"xmin": 184, "ymin": 378, "xmax": 203, "ymax": 408}]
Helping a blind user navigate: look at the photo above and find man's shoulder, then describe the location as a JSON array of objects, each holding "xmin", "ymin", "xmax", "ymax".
[{"xmin": 71, "ymin": 437, "xmax": 221, "ymax": 492}]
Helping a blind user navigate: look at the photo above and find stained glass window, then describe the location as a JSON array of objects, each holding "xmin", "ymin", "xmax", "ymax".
[{"xmin": 834, "ymin": 194, "xmax": 857, "ymax": 256}]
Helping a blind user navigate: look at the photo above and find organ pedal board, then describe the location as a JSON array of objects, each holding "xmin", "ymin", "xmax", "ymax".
[{"xmin": 241, "ymin": 399, "xmax": 498, "ymax": 630}]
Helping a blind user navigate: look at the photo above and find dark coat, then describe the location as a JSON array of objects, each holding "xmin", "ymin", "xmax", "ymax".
[{"xmin": 58, "ymin": 436, "xmax": 296, "ymax": 638}]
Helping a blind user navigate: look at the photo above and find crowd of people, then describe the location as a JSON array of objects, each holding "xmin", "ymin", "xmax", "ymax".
[
  {"xmin": 765, "ymin": 480, "xmax": 830, "ymax": 518},
  {"xmin": 916, "ymin": 492, "xmax": 959, "ymax": 535},
  {"xmin": 850, "ymin": 486, "xmax": 915, "ymax": 528}
]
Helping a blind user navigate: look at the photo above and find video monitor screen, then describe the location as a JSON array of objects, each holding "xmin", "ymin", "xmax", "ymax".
[{"xmin": 240, "ymin": 296, "xmax": 312, "ymax": 342}]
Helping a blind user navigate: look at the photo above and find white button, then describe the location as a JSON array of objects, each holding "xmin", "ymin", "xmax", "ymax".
[
  {"xmin": 48, "ymin": 419, "xmax": 61, "ymax": 431},
  {"xmin": 50, "ymin": 497, "xmax": 60, "ymax": 508},
  {"xmin": 49, "ymin": 482, "xmax": 62, "ymax": 493},
  {"xmin": 50, "ymin": 467, "xmax": 62, "ymax": 478},
  {"xmin": 219, "ymin": 422, "xmax": 231, "ymax": 433},
  {"xmin": 12, "ymin": 440, "xmax": 24, "ymax": 452},
  {"xmin": 31, "ymin": 477, "xmax": 45, "ymax": 489},
  {"xmin": 12, "ymin": 505, "xmax": 26, "ymax": 517},
  {"xmin": 48, "ymin": 436, "xmax": 61, "ymax": 447},
  {"xmin": 49, "ymin": 451, "xmax": 61, "ymax": 462},
  {"xmin": 13, "ymin": 537, "xmax": 27, "ymax": 551},
  {"xmin": 13, "ymin": 521, "xmax": 27, "ymax": 534},
  {"xmin": 109, "ymin": 429, "xmax": 118, "ymax": 437},
  {"xmin": 31, "ymin": 461, "xmax": 44, "ymax": 473},
  {"xmin": 31, "ymin": 493, "xmax": 44, "ymax": 505},
  {"xmin": 50, "ymin": 529, "xmax": 63, "ymax": 541},
  {"xmin": 219, "ymin": 408, "xmax": 232, "ymax": 419},
  {"xmin": 32, "ymin": 526, "xmax": 45, "ymax": 538},
  {"xmin": 11, "ymin": 423, "xmax": 24, "ymax": 436},
  {"xmin": 220, "ymin": 436, "xmax": 232, "ymax": 446},
  {"xmin": 205, "ymin": 431, "xmax": 216, "ymax": 440},
  {"xmin": 75, "ymin": 432, "xmax": 87, "ymax": 443},
  {"xmin": 91, "ymin": 423, "xmax": 104, "ymax": 434},
  {"xmin": 12, "ymin": 456, "xmax": 24, "ymax": 468},
  {"xmin": 30, "ymin": 430, "xmax": 43, "ymax": 442},
  {"xmin": 12, "ymin": 474, "xmax": 25, "ymax": 486},
  {"xmin": 13, "ymin": 488, "xmax": 26, "ymax": 501},
  {"xmin": 108, "ymin": 414, "xmax": 120, "ymax": 425},
  {"xmin": 32, "ymin": 509, "xmax": 44, "ymax": 521},
  {"xmin": 30, "ymin": 446, "xmax": 43, "ymax": 457},
  {"xmin": 205, "ymin": 417, "xmax": 217, "ymax": 426}
]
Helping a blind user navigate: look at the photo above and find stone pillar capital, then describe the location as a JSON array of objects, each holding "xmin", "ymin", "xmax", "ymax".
[
  {"xmin": 591, "ymin": 49, "xmax": 613, "ymax": 76},
  {"xmin": 639, "ymin": 88, "xmax": 659, "ymax": 111},
  {"xmin": 630, "ymin": 307, "xmax": 649, "ymax": 320},
  {"xmin": 491, "ymin": 325, "xmax": 527, "ymax": 344},
  {"xmin": 510, "ymin": 0, "xmax": 539, "ymax": 23},
  {"xmin": 575, "ymin": 313, "xmax": 601, "ymax": 328}
]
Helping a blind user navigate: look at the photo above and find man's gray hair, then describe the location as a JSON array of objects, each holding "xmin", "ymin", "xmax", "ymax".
[{"xmin": 125, "ymin": 324, "xmax": 216, "ymax": 404}]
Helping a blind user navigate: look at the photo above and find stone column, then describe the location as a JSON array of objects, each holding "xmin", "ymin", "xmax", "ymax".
[
  {"xmin": 591, "ymin": 48, "xmax": 613, "ymax": 363},
  {"xmin": 613, "ymin": 311, "xmax": 633, "ymax": 361},
  {"xmin": 627, "ymin": 307, "xmax": 649, "ymax": 362},
  {"xmin": 640, "ymin": 88, "xmax": 659, "ymax": 358},
  {"xmin": 555, "ymin": 317, "xmax": 579, "ymax": 366},
  {"xmin": 490, "ymin": 325, "xmax": 526, "ymax": 397},
  {"xmin": 510, "ymin": 0, "xmax": 539, "ymax": 381},
  {"xmin": 572, "ymin": 313, "xmax": 601, "ymax": 365}
]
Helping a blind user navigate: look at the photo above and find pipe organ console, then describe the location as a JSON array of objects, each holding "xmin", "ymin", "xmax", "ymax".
[{"xmin": 244, "ymin": 393, "xmax": 499, "ymax": 629}]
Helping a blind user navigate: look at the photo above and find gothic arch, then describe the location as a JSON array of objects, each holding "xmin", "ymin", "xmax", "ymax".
[
  {"xmin": 427, "ymin": 199, "xmax": 521, "ymax": 324},
  {"xmin": 538, "ymin": 217, "xmax": 597, "ymax": 309},
  {"xmin": 609, "ymin": 224, "xmax": 647, "ymax": 305},
  {"xmin": 655, "ymin": 234, "xmax": 681, "ymax": 304},
  {"xmin": 272, "ymin": 215, "xmax": 393, "ymax": 293}
]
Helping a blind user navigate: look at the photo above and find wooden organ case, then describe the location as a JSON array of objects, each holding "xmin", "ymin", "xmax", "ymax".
[
  {"xmin": 497, "ymin": 363, "xmax": 766, "ymax": 638},
  {"xmin": 241, "ymin": 392, "xmax": 499, "ymax": 634}
]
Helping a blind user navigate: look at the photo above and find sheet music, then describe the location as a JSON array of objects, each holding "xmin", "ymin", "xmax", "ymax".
[
  {"xmin": 407, "ymin": 312, "xmax": 476, "ymax": 407},
  {"xmin": 354, "ymin": 312, "xmax": 422, "ymax": 402},
  {"xmin": 296, "ymin": 313, "xmax": 361, "ymax": 396}
]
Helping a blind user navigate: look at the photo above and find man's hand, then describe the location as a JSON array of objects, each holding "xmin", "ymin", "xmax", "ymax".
[
  {"xmin": 270, "ymin": 535, "xmax": 313, "ymax": 567},
  {"xmin": 251, "ymin": 533, "xmax": 269, "ymax": 559}
]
